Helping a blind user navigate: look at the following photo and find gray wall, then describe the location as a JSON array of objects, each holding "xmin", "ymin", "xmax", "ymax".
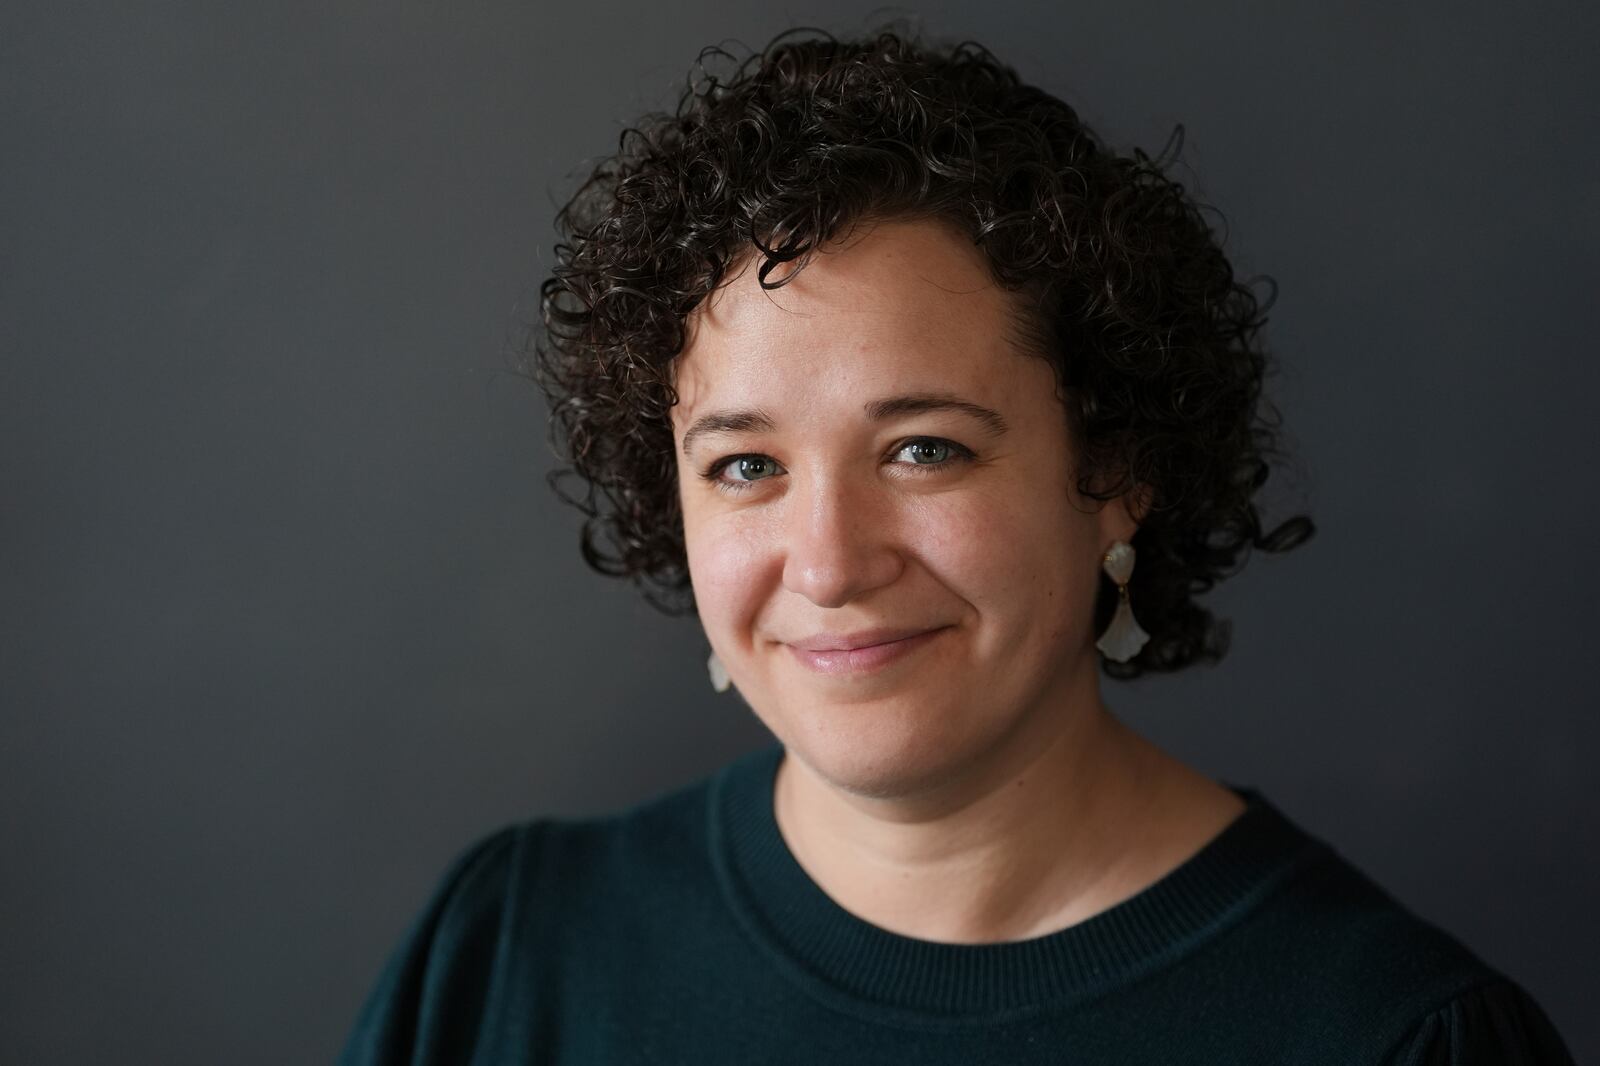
[{"xmin": 3, "ymin": 2, "xmax": 1594, "ymax": 1062}]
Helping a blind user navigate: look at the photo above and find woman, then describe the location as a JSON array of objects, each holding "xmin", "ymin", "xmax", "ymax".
[{"xmin": 339, "ymin": 26, "xmax": 1574, "ymax": 1064}]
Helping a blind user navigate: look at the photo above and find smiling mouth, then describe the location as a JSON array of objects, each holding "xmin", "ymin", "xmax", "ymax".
[{"xmin": 783, "ymin": 626, "xmax": 949, "ymax": 676}]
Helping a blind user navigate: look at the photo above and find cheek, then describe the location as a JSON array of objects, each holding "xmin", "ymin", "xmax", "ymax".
[
  {"xmin": 913, "ymin": 485, "xmax": 1099, "ymax": 637},
  {"xmin": 683, "ymin": 513, "xmax": 775, "ymax": 646}
]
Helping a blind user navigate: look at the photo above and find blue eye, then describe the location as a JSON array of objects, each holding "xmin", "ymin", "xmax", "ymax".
[
  {"xmin": 700, "ymin": 454, "xmax": 786, "ymax": 493},
  {"xmin": 894, "ymin": 439, "xmax": 954, "ymax": 465},
  {"xmin": 725, "ymin": 456, "xmax": 781, "ymax": 482}
]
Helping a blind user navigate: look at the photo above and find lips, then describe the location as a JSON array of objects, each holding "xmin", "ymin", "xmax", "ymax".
[
  {"xmin": 784, "ymin": 626, "xmax": 949, "ymax": 675},
  {"xmin": 789, "ymin": 626, "xmax": 939, "ymax": 652}
]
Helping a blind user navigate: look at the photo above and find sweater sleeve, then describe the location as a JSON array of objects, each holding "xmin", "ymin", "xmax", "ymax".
[
  {"xmin": 336, "ymin": 824, "xmax": 526, "ymax": 1066},
  {"xmin": 1384, "ymin": 977, "xmax": 1576, "ymax": 1066}
]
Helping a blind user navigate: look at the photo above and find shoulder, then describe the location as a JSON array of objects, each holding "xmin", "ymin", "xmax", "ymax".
[
  {"xmin": 414, "ymin": 768, "xmax": 722, "ymax": 953},
  {"xmin": 1380, "ymin": 975, "xmax": 1576, "ymax": 1065},
  {"xmin": 1211, "ymin": 807, "xmax": 1573, "ymax": 1063},
  {"xmin": 336, "ymin": 821, "xmax": 540, "ymax": 1066},
  {"xmin": 418, "ymin": 762, "xmax": 721, "ymax": 922},
  {"xmin": 338, "ymin": 767, "xmax": 725, "ymax": 1065}
]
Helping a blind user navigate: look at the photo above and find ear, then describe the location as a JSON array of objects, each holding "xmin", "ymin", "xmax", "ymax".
[{"xmin": 1099, "ymin": 481, "xmax": 1153, "ymax": 547}]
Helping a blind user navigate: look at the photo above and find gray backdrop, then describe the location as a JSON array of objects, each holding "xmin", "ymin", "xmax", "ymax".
[{"xmin": 3, "ymin": 2, "xmax": 1595, "ymax": 1063}]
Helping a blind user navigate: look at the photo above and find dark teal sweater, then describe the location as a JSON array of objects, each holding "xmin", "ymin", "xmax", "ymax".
[{"xmin": 339, "ymin": 743, "xmax": 1574, "ymax": 1064}]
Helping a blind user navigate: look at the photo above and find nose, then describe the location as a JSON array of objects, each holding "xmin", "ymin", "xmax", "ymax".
[{"xmin": 780, "ymin": 470, "xmax": 905, "ymax": 608}]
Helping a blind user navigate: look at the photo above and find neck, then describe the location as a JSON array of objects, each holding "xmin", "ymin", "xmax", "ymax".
[{"xmin": 773, "ymin": 686, "xmax": 1179, "ymax": 945}]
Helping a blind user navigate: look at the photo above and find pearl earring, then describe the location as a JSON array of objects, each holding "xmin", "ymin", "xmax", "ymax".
[
  {"xmin": 1096, "ymin": 540, "xmax": 1150, "ymax": 663},
  {"xmin": 707, "ymin": 650, "xmax": 731, "ymax": 693}
]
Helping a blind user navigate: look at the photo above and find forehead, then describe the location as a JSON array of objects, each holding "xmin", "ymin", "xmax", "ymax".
[{"xmin": 669, "ymin": 218, "xmax": 1032, "ymax": 424}]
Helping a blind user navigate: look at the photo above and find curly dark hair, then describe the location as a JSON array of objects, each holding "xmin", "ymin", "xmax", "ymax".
[{"xmin": 524, "ymin": 23, "xmax": 1314, "ymax": 679}]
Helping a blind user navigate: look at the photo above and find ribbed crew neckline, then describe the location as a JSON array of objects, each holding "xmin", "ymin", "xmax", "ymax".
[{"xmin": 707, "ymin": 742, "xmax": 1325, "ymax": 1026}]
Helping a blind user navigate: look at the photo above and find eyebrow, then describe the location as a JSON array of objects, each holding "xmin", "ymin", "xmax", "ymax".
[{"xmin": 678, "ymin": 391, "xmax": 1011, "ymax": 456}]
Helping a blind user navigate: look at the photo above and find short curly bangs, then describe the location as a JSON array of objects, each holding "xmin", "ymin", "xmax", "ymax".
[{"xmin": 526, "ymin": 24, "xmax": 1314, "ymax": 679}]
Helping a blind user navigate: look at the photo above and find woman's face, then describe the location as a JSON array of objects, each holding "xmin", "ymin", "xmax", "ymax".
[{"xmin": 670, "ymin": 217, "xmax": 1138, "ymax": 799}]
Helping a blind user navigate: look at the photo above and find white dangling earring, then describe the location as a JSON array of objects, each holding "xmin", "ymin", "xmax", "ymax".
[
  {"xmin": 1096, "ymin": 540, "xmax": 1150, "ymax": 663},
  {"xmin": 707, "ymin": 650, "xmax": 731, "ymax": 693}
]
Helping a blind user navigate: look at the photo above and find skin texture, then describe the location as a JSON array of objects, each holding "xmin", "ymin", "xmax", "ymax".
[{"xmin": 670, "ymin": 218, "xmax": 1246, "ymax": 944}]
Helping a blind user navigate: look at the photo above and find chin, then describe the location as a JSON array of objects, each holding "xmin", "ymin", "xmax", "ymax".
[{"xmin": 777, "ymin": 702, "xmax": 989, "ymax": 801}]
